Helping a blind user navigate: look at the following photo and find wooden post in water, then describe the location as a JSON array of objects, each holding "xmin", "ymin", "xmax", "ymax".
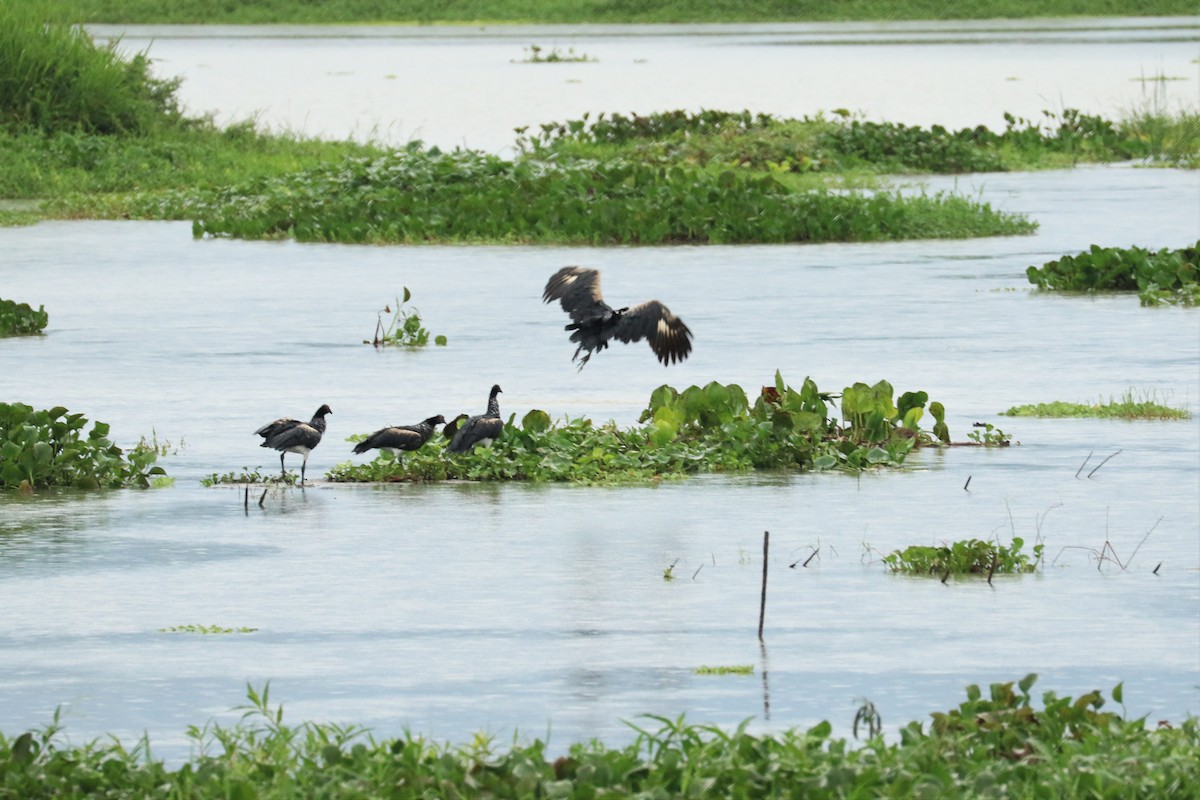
[{"xmin": 758, "ymin": 530, "xmax": 769, "ymax": 640}]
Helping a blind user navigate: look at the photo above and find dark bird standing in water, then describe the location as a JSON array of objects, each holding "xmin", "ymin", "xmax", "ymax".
[
  {"xmin": 448, "ymin": 385, "xmax": 503, "ymax": 453},
  {"xmin": 255, "ymin": 404, "xmax": 331, "ymax": 484},
  {"xmin": 353, "ymin": 415, "xmax": 446, "ymax": 456},
  {"xmin": 542, "ymin": 266, "xmax": 692, "ymax": 369}
]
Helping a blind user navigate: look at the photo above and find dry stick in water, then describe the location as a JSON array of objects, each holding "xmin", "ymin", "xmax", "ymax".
[
  {"xmin": 243, "ymin": 486, "xmax": 249, "ymax": 511},
  {"xmin": 258, "ymin": 488, "xmax": 267, "ymax": 508},
  {"xmin": 757, "ymin": 530, "xmax": 769, "ymax": 640},
  {"xmin": 1075, "ymin": 450, "xmax": 1094, "ymax": 479},
  {"xmin": 1087, "ymin": 449, "xmax": 1122, "ymax": 479},
  {"xmin": 963, "ymin": 475, "xmax": 972, "ymax": 491}
]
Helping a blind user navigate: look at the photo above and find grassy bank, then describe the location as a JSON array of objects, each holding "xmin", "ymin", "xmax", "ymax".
[
  {"xmin": 1, "ymin": 677, "xmax": 1196, "ymax": 799},
  {"xmin": 43, "ymin": 0, "xmax": 1200, "ymax": 24}
]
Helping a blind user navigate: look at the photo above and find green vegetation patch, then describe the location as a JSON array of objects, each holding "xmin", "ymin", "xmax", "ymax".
[
  {"xmin": 200, "ymin": 467, "xmax": 298, "ymax": 487},
  {"xmin": 693, "ymin": 665, "xmax": 755, "ymax": 675},
  {"xmin": 320, "ymin": 373, "xmax": 963, "ymax": 486},
  {"xmin": 159, "ymin": 624, "xmax": 259, "ymax": 634},
  {"xmin": 1002, "ymin": 389, "xmax": 1191, "ymax": 420},
  {"xmin": 0, "ymin": 298, "xmax": 48, "ymax": 336},
  {"xmin": 1, "ymin": 676, "xmax": 1195, "ymax": 799},
  {"xmin": 185, "ymin": 143, "xmax": 1034, "ymax": 245},
  {"xmin": 884, "ymin": 537, "xmax": 1043, "ymax": 578},
  {"xmin": 0, "ymin": 402, "xmax": 166, "ymax": 491},
  {"xmin": 1026, "ymin": 241, "xmax": 1200, "ymax": 306},
  {"xmin": 40, "ymin": 0, "xmax": 1200, "ymax": 24},
  {"xmin": 520, "ymin": 108, "xmax": 1190, "ymax": 174}
]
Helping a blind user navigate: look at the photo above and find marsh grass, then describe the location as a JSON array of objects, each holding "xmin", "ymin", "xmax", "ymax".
[
  {"xmin": 1, "ymin": 677, "xmax": 1195, "ymax": 799},
  {"xmin": 0, "ymin": 4, "xmax": 182, "ymax": 135},
  {"xmin": 1001, "ymin": 389, "xmax": 1191, "ymax": 420}
]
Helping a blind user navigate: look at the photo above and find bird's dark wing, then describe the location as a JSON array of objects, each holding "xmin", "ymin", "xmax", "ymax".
[
  {"xmin": 613, "ymin": 301, "xmax": 693, "ymax": 366},
  {"xmin": 353, "ymin": 426, "xmax": 425, "ymax": 454},
  {"xmin": 543, "ymin": 267, "xmax": 609, "ymax": 324},
  {"xmin": 256, "ymin": 417, "xmax": 300, "ymax": 439},
  {"xmin": 265, "ymin": 422, "xmax": 322, "ymax": 451},
  {"xmin": 448, "ymin": 415, "xmax": 504, "ymax": 452}
]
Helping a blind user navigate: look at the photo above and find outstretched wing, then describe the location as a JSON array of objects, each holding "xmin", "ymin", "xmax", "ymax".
[
  {"xmin": 614, "ymin": 301, "xmax": 693, "ymax": 366},
  {"xmin": 542, "ymin": 266, "xmax": 609, "ymax": 323}
]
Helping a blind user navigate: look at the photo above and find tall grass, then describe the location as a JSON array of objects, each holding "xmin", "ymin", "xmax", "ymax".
[{"xmin": 0, "ymin": 4, "xmax": 182, "ymax": 135}]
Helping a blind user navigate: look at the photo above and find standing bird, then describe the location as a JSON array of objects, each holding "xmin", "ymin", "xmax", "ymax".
[
  {"xmin": 255, "ymin": 404, "xmax": 331, "ymax": 484},
  {"xmin": 353, "ymin": 415, "xmax": 446, "ymax": 456},
  {"xmin": 448, "ymin": 385, "xmax": 503, "ymax": 453},
  {"xmin": 542, "ymin": 266, "xmax": 693, "ymax": 369}
]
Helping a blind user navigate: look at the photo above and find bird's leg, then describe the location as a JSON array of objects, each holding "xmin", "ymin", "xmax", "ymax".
[
  {"xmin": 300, "ymin": 455, "xmax": 308, "ymax": 486},
  {"xmin": 279, "ymin": 452, "xmax": 286, "ymax": 479}
]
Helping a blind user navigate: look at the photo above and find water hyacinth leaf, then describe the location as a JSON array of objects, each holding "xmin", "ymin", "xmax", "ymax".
[{"xmin": 521, "ymin": 409, "xmax": 552, "ymax": 433}]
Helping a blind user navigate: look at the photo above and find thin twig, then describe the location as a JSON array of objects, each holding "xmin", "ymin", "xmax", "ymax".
[
  {"xmin": 987, "ymin": 550, "xmax": 998, "ymax": 586},
  {"xmin": 1087, "ymin": 449, "xmax": 1122, "ymax": 479},
  {"xmin": 258, "ymin": 488, "xmax": 267, "ymax": 508},
  {"xmin": 802, "ymin": 549, "xmax": 819, "ymax": 568},
  {"xmin": 963, "ymin": 475, "xmax": 972, "ymax": 491},
  {"xmin": 1126, "ymin": 516, "xmax": 1162, "ymax": 567},
  {"xmin": 692, "ymin": 564, "xmax": 703, "ymax": 581},
  {"xmin": 1153, "ymin": 562, "xmax": 1162, "ymax": 576},
  {"xmin": 1075, "ymin": 450, "xmax": 1094, "ymax": 479},
  {"xmin": 243, "ymin": 486, "xmax": 249, "ymax": 512}
]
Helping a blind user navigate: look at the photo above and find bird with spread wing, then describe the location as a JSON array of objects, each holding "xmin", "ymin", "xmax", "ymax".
[{"xmin": 542, "ymin": 266, "xmax": 693, "ymax": 369}]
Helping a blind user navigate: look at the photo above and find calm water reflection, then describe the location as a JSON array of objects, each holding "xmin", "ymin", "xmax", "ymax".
[{"xmin": 1, "ymin": 21, "xmax": 1198, "ymax": 760}]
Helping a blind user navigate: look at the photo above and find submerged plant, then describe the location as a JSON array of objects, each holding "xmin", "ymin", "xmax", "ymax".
[
  {"xmin": 883, "ymin": 537, "xmax": 1043, "ymax": 578},
  {"xmin": 365, "ymin": 287, "xmax": 447, "ymax": 348},
  {"xmin": 0, "ymin": 402, "xmax": 166, "ymax": 490},
  {"xmin": 0, "ymin": 297, "xmax": 48, "ymax": 336}
]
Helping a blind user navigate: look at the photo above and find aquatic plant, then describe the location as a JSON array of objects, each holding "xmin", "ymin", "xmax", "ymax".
[
  {"xmin": 693, "ymin": 665, "xmax": 754, "ymax": 675},
  {"xmin": 0, "ymin": 402, "xmax": 166, "ymax": 490},
  {"xmin": 1026, "ymin": 241, "xmax": 1200, "ymax": 305},
  {"xmin": 326, "ymin": 373, "xmax": 959, "ymax": 485},
  {"xmin": 516, "ymin": 44, "xmax": 596, "ymax": 63},
  {"xmin": 365, "ymin": 287, "xmax": 446, "ymax": 348},
  {"xmin": 189, "ymin": 143, "xmax": 1034, "ymax": 245},
  {"xmin": 883, "ymin": 537, "xmax": 1043, "ymax": 578},
  {"xmin": 200, "ymin": 467, "xmax": 298, "ymax": 487},
  {"xmin": 966, "ymin": 422, "xmax": 1013, "ymax": 446},
  {"xmin": 0, "ymin": 298, "xmax": 48, "ymax": 336},
  {"xmin": 159, "ymin": 624, "xmax": 259, "ymax": 634},
  {"xmin": 1002, "ymin": 389, "xmax": 1191, "ymax": 420},
  {"xmin": 0, "ymin": 676, "xmax": 1194, "ymax": 799}
]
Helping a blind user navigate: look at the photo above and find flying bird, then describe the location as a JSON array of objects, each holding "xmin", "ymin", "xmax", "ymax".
[
  {"xmin": 448, "ymin": 385, "xmax": 503, "ymax": 453},
  {"xmin": 352, "ymin": 415, "xmax": 446, "ymax": 456},
  {"xmin": 542, "ymin": 266, "xmax": 692, "ymax": 369},
  {"xmin": 255, "ymin": 404, "xmax": 331, "ymax": 484}
]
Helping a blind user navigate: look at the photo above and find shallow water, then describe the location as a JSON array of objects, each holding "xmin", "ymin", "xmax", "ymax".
[{"xmin": 2, "ymin": 21, "xmax": 1200, "ymax": 760}]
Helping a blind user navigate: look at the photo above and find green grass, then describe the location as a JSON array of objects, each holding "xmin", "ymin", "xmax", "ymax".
[
  {"xmin": 41, "ymin": 0, "xmax": 1200, "ymax": 24},
  {"xmin": 693, "ymin": 665, "xmax": 755, "ymax": 675},
  {"xmin": 1001, "ymin": 389, "xmax": 1192, "ymax": 419},
  {"xmin": 1, "ymin": 677, "xmax": 1196, "ymax": 799}
]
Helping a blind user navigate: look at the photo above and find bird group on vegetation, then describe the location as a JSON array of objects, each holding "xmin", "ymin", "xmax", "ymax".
[{"xmin": 255, "ymin": 267, "xmax": 691, "ymax": 484}]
